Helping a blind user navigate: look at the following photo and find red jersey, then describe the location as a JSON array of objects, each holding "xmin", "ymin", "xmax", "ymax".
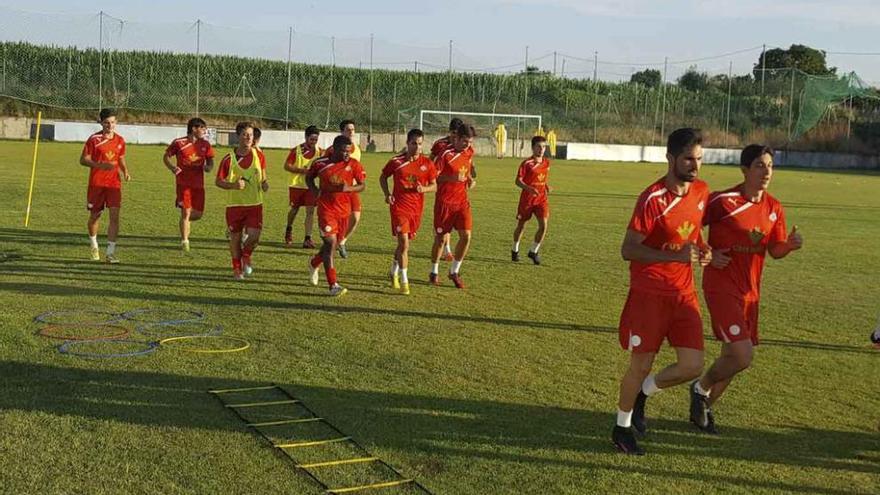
[
  {"xmin": 435, "ymin": 146, "xmax": 475, "ymax": 207},
  {"xmin": 381, "ymin": 153, "xmax": 437, "ymax": 214},
  {"xmin": 216, "ymin": 148, "xmax": 266, "ymax": 180},
  {"xmin": 165, "ymin": 136, "xmax": 215, "ymax": 188},
  {"xmin": 307, "ymin": 157, "xmax": 366, "ymax": 216},
  {"xmin": 627, "ymin": 178, "xmax": 710, "ymax": 296},
  {"xmin": 430, "ymin": 137, "xmax": 452, "ymax": 159},
  {"xmin": 83, "ymin": 132, "xmax": 126, "ymax": 188},
  {"xmin": 702, "ymin": 185, "xmax": 787, "ymax": 299},
  {"xmin": 517, "ymin": 156, "xmax": 550, "ymax": 200}
]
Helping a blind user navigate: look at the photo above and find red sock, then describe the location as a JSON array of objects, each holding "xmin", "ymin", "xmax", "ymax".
[
  {"xmin": 242, "ymin": 246, "xmax": 254, "ymax": 257},
  {"xmin": 231, "ymin": 258, "xmax": 242, "ymax": 271},
  {"xmin": 326, "ymin": 267, "xmax": 337, "ymax": 286},
  {"xmin": 310, "ymin": 254, "xmax": 323, "ymax": 268}
]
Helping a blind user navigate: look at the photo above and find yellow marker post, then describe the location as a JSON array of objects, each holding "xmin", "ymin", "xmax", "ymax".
[{"xmin": 24, "ymin": 111, "xmax": 42, "ymax": 227}]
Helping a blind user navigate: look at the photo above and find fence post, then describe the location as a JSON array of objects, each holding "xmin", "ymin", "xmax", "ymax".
[
  {"xmin": 447, "ymin": 40, "xmax": 453, "ymax": 111},
  {"xmin": 195, "ymin": 19, "xmax": 201, "ymax": 116},
  {"xmin": 659, "ymin": 56, "xmax": 668, "ymax": 140},
  {"xmin": 787, "ymin": 67, "xmax": 795, "ymax": 140},
  {"xmin": 369, "ymin": 33, "xmax": 374, "ymax": 138},
  {"xmin": 98, "ymin": 11, "xmax": 103, "ymax": 110},
  {"xmin": 725, "ymin": 61, "xmax": 732, "ymax": 147},
  {"xmin": 285, "ymin": 27, "xmax": 293, "ymax": 130}
]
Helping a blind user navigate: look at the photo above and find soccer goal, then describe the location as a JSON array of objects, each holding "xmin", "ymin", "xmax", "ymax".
[{"xmin": 419, "ymin": 110, "xmax": 543, "ymax": 158}]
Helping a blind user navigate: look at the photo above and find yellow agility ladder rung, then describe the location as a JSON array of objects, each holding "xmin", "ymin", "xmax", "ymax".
[
  {"xmin": 327, "ymin": 479, "xmax": 414, "ymax": 494},
  {"xmin": 225, "ymin": 399, "xmax": 299, "ymax": 408},
  {"xmin": 275, "ymin": 437, "xmax": 351, "ymax": 449},
  {"xmin": 296, "ymin": 457, "xmax": 379, "ymax": 469},
  {"xmin": 247, "ymin": 418, "xmax": 324, "ymax": 427},
  {"xmin": 208, "ymin": 385, "xmax": 279, "ymax": 394}
]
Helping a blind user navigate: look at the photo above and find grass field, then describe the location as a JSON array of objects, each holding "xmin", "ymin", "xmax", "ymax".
[{"xmin": 0, "ymin": 140, "xmax": 878, "ymax": 494}]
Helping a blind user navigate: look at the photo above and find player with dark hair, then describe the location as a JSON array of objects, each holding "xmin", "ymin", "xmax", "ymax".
[
  {"xmin": 430, "ymin": 117, "xmax": 467, "ymax": 262},
  {"xmin": 322, "ymin": 119, "xmax": 362, "ymax": 258},
  {"xmin": 163, "ymin": 117, "xmax": 215, "ymax": 251},
  {"xmin": 512, "ymin": 135, "xmax": 552, "ymax": 265},
  {"xmin": 284, "ymin": 125, "xmax": 322, "ymax": 248}
]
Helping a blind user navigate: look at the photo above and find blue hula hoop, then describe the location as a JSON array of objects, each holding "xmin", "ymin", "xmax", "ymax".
[{"xmin": 58, "ymin": 339, "xmax": 159, "ymax": 359}]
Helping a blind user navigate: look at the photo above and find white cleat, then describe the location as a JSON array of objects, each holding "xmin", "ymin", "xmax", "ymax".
[
  {"xmin": 309, "ymin": 261, "xmax": 320, "ymax": 286},
  {"xmin": 90, "ymin": 246, "xmax": 100, "ymax": 261},
  {"xmin": 105, "ymin": 253, "xmax": 120, "ymax": 264},
  {"xmin": 329, "ymin": 284, "xmax": 347, "ymax": 297},
  {"xmin": 181, "ymin": 239, "xmax": 190, "ymax": 252}
]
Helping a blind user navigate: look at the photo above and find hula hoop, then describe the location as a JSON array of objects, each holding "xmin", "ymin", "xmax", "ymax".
[
  {"xmin": 136, "ymin": 321, "xmax": 222, "ymax": 339},
  {"xmin": 158, "ymin": 335, "xmax": 250, "ymax": 354},
  {"xmin": 34, "ymin": 310, "xmax": 125, "ymax": 326},
  {"xmin": 38, "ymin": 324, "xmax": 130, "ymax": 341},
  {"xmin": 58, "ymin": 339, "xmax": 159, "ymax": 359},
  {"xmin": 119, "ymin": 308, "xmax": 206, "ymax": 325}
]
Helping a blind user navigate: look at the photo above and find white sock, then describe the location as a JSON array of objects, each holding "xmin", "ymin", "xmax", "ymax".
[
  {"xmin": 450, "ymin": 259, "xmax": 462, "ymax": 274},
  {"xmin": 339, "ymin": 238, "xmax": 347, "ymax": 246},
  {"xmin": 694, "ymin": 380, "xmax": 711, "ymax": 397},
  {"xmin": 400, "ymin": 268, "xmax": 408, "ymax": 283},
  {"xmin": 391, "ymin": 260, "xmax": 400, "ymax": 276},
  {"xmin": 89, "ymin": 235, "xmax": 98, "ymax": 249},
  {"xmin": 512, "ymin": 241, "xmax": 520, "ymax": 252},
  {"xmin": 530, "ymin": 242, "xmax": 541, "ymax": 254},
  {"xmin": 106, "ymin": 241, "xmax": 116, "ymax": 255},
  {"xmin": 431, "ymin": 263, "xmax": 439, "ymax": 275},
  {"xmin": 641, "ymin": 375, "xmax": 661, "ymax": 397},
  {"xmin": 442, "ymin": 243, "xmax": 452, "ymax": 255},
  {"xmin": 616, "ymin": 409, "xmax": 633, "ymax": 428}
]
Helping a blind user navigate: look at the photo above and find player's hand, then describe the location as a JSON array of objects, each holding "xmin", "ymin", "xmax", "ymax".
[
  {"xmin": 385, "ymin": 194, "xmax": 395, "ymax": 205},
  {"xmin": 698, "ymin": 245, "xmax": 713, "ymax": 267},
  {"xmin": 530, "ymin": 186, "xmax": 539, "ymax": 196},
  {"xmin": 261, "ymin": 181, "xmax": 269, "ymax": 192},
  {"xmin": 709, "ymin": 247, "xmax": 731, "ymax": 269},
  {"xmin": 676, "ymin": 242, "xmax": 700, "ymax": 264},
  {"xmin": 416, "ymin": 184, "xmax": 424, "ymax": 193},
  {"xmin": 202, "ymin": 164, "xmax": 213, "ymax": 173},
  {"xmin": 96, "ymin": 162, "xmax": 114, "ymax": 171},
  {"xmin": 123, "ymin": 171, "xmax": 131, "ymax": 182},
  {"xmin": 546, "ymin": 185, "xmax": 552, "ymax": 195},
  {"xmin": 237, "ymin": 178, "xmax": 247, "ymax": 190},
  {"xmin": 787, "ymin": 225, "xmax": 803, "ymax": 251},
  {"xmin": 172, "ymin": 166, "xmax": 182, "ymax": 176},
  {"xmin": 468, "ymin": 178, "xmax": 476, "ymax": 189}
]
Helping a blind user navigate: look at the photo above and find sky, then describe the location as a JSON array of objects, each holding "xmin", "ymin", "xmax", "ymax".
[{"xmin": 1, "ymin": 0, "xmax": 878, "ymax": 84}]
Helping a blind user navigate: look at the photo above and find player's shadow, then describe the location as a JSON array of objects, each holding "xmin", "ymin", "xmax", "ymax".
[
  {"xmin": 0, "ymin": 227, "xmax": 231, "ymax": 252},
  {"xmin": 0, "ymin": 360, "xmax": 873, "ymax": 495}
]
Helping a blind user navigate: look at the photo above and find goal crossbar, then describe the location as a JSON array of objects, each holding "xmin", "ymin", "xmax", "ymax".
[{"xmin": 419, "ymin": 110, "xmax": 542, "ymax": 132}]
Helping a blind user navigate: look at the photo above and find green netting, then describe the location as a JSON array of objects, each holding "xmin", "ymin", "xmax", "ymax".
[{"xmin": 793, "ymin": 71, "xmax": 879, "ymax": 140}]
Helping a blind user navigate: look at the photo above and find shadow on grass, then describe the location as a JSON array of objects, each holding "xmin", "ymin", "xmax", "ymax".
[{"xmin": 0, "ymin": 360, "xmax": 874, "ymax": 495}]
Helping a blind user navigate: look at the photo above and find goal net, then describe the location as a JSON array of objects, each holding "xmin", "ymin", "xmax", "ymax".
[{"xmin": 419, "ymin": 110, "xmax": 543, "ymax": 158}]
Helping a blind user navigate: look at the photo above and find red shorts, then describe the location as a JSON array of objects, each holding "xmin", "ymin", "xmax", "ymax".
[
  {"xmin": 86, "ymin": 185, "xmax": 121, "ymax": 212},
  {"xmin": 390, "ymin": 207, "xmax": 423, "ymax": 239},
  {"xmin": 618, "ymin": 289, "xmax": 704, "ymax": 353},
  {"xmin": 289, "ymin": 187, "xmax": 317, "ymax": 208},
  {"xmin": 226, "ymin": 205, "xmax": 263, "ymax": 232},
  {"xmin": 517, "ymin": 196, "xmax": 549, "ymax": 221},
  {"xmin": 433, "ymin": 202, "xmax": 472, "ymax": 235},
  {"xmin": 705, "ymin": 292, "xmax": 760, "ymax": 345},
  {"xmin": 318, "ymin": 210, "xmax": 350, "ymax": 238},
  {"xmin": 350, "ymin": 192, "xmax": 362, "ymax": 212},
  {"xmin": 176, "ymin": 185, "xmax": 205, "ymax": 211}
]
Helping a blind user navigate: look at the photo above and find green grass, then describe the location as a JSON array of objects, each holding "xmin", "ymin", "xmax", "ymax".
[{"xmin": 0, "ymin": 140, "xmax": 878, "ymax": 494}]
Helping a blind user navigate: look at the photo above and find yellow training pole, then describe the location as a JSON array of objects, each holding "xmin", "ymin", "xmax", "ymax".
[{"xmin": 24, "ymin": 111, "xmax": 42, "ymax": 227}]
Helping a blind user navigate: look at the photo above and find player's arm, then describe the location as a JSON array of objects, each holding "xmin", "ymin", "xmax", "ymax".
[
  {"xmin": 305, "ymin": 170, "xmax": 320, "ymax": 197},
  {"xmin": 163, "ymin": 151, "xmax": 181, "ymax": 175},
  {"xmin": 768, "ymin": 225, "xmax": 802, "ymax": 259},
  {"xmin": 417, "ymin": 179, "xmax": 437, "ymax": 194},
  {"xmin": 203, "ymin": 157, "xmax": 214, "ymax": 174},
  {"xmin": 470, "ymin": 163, "xmax": 477, "ymax": 179},
  {"xmin": 621, "ymin": 229, "xmax": 698, "ymax": 264},
  {"xmin": 380, "ymin": 173, "xmax": 394, "ymax": 204},
  {"xmin": 80, "ymin": 148, "xmax": 113, "ymax": 171},
  {"xmin": 118, "ymin": 156, "xmax": 131, "ymax": 181},
  {"xmin": 344, "ymin": 178, "xmax": 365, "ymax": 194},
  {"xmin": 215, "ymin": 161, "xmax": 245, "ymax": 190},
  {"xmin": 260, "ymin": 161, "xmax": 270, "ymax": 192},
  {"xmin": 515, "ymin": 177, "xmax": 537, "ymax": 195}
]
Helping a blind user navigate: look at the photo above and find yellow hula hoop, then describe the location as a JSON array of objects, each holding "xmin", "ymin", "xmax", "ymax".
[{"xmin": 158, "ymin": 335, "xmax": 250, "ymax": 354}]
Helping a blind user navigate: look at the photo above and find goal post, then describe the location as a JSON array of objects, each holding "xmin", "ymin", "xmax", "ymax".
[{"xmin": 419, "ymin": 110, "xmax": 543, "ymax": 158}]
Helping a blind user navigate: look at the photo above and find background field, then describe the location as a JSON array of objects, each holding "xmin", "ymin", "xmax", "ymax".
[{"xmin": 0, "ymin": 140, "xmax": 878, "ymax": 494}]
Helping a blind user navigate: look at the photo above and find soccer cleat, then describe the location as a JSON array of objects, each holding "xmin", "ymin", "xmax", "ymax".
[
  {"xmin": 448, "ymin": 272, "xmax": 466, "ymax": 289},
  {"xmin": 429, "ymin": 273, "xmax": 441, "ymax": 286},
  {"xmin": 329, "ymin": 284, "xmax": 347, "ymax": 297},
  {"xmin": 632, "ymin": 391, "xmax": 648, "ymax": 436},
  {"xmin": 527, "ymin": 251, "xmax": 542, "ymax": 265},
  {"xmin": 284, "ymin": 228, "xmax": 293, "ymax": 247},
  {"xmin": 703, "ymin": 408, "xmax": 719, "ymax": 435},
  {"xmin": 308, "ymin": 260, "xmax": 320, "ymax": 286},
  {"xmin": 337, "ymin": 243, "xmax": 348, "ymax": 259},
  {"xmin": 442, "ymin": 252, "xmax": 455, "ymax": 262},
  {"xmin": 390, "ymin": 273, "xmax": 400, "ymax": 289},
  {"xmin": 871, "ymin": 327, "xmax": 880, "ymax": 348},
  {"xmin": 233, "ymin": 268, "xmax": 245, "ymax": 281},
  {"xmin": 89, "ymin": 246, "xmax": 100, "ymax": 261},
  {"xmin": 105, "ymin": 253, "xmax": 120, "ymax": 264},
  {"xmin": 302, "ymin": 238, "xmax": 316, "ymax": 249},
  {"xmin": 242, "ymin": 256, "xmax": 253, "ymax": 276},
  {"xmin": 511, "ymin": 250, "xmax": 520, "ymax": 262},
  {"xmin": 400, "ymin": 282, "xmax": 410, "ymax": 295},
  {"xmin": 181, "ymin": 240, "xmax": 190, "ymax": 252},
  {"xmin": 612, "ymin": 425, "xmax": 645, "ymax": 456}
]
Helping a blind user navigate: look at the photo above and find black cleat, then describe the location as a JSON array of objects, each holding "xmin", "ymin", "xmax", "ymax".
[
  {"xmin": 632, "ymin": 391, "xmax": 648, "ymax": 436},
  {"xmin": 689, "ymin": 380, "xmax": 719, "ymax": 434},
  {"xmin": 612, "ymin": 425, "xmax": 645, "ymax": 455},
  {"xmin": 337, "ymin": 243, "xmax": 348, "ymax": 259},
  {"xmin": 703, "ymin": 408, "xmax": 719, "ymax": 435},
  {"xmin": 527, "ymin": 251, "xmax": 542, "ymax": 265},
  {"xmin": 511, "ymin": 250, "xmax": 520, "ymax": 262}
]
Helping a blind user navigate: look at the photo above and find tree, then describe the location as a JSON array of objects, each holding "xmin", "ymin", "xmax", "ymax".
[
  {"xmin": 754, "ymin": 44, "xmax": 837, "ymax": 77},
  {"xmin": 678, "ymin": 66, "xmax": 709, "ymax": 92},
  {"xmin": 630, "ymin": 69, "xmax": 661, "ymax": 88}
]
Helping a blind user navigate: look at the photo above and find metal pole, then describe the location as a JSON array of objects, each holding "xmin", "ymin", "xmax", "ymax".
[
  {"xmin": 525, "ymin": 45, "xmax": 529, "ymax": 72},
  {"xmin": 98, "ymin": 11, "xmax": 103, "ymax": 110},
  {"xmin": 760, "ymin": 43, "xmax": 766, "ymax": 96},
  {"xmin": 369, "ymin": 33, "xmax": 374, "ymax": 137},
  {"xmin": 326, "ymin": 37, "xmax": 335, "ymax": 129},
  {"xmin": 659, "ymin": 56, "xmax": 668, "ymax": 140},
  {"xmin": 67, "ymin": 49, "xmax": 72, "ymax": 92},
  {"xmin": 195, "ymin": 19, "xmax": 201, "ymax": 116},
  {"xmin": 447, "ymin": 40, "xmax": 453, "ymax": 111},
  {"xmin": 725, "ymin": 61, "xmax": 732, "ymax": 147},
  {"xmin": 285, "ymin": 27, "xmax": 293, "ymax": 130},
  {"xmin": 523, "ymin": 46, "xmax": 529, "ymax": 113},
  {"xmin": 846, "ymin": 93, "xmax": 853, "ymax": 141},
  {"xmin": 593, "ymin": 51, "xmax": 598, "ymax": 82},
  {"xmin": 787, "ymin": 67, "xmax": 795, "ymax": 140},
  {"xmin": 126, "ymin": 57, "xmax": 131, "ymax": 105},
  {"xmin": 414, "ymin": 61, "xmax": 418, "ymax": 72},
  {"xmin": 593, "ymin": 51, "xmax": 598, "ymax": 143},
  {"xmin": 553, "ymin": 51, "xmax": 557, "ymax": 76},
  {"xmin": 561, "ymin": 58, "xmax": 565, "ymax": 78}
]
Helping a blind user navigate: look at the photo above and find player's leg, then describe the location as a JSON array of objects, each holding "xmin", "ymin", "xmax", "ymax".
[
  {"xmin": 396, "ymin": 233, "xmax": 410, "ymax": 294},
  {"xmin": 448, "ymin": 228, "xmax": 471, "ymax": 289},
  {"xmin": 180, "ymin": 207, "xmax": 192, "ymax": 249},
  {"xmin": 441, "ymin": 232, "xmax": 454, "ymax": 261},
  {"xmin": 613, "ymin": 351, "xmax": 655, "ymax": 455},
  {"xmin": 241, "ymin": 227, "xmax": 261, "ymax": 276},
  {"xmin": 303, "ymin": 206, "xmax": 316, "ymax": 248},
  {"xmin": 286, "ymin": 205, "xmax": 300, "ymax": 246},
  {"xmin": 429, "ymin": 232, "xmax": 444, "ymax": 285},
  {"xmin": 512, "ymin": 218, "xmax": 527, "ymax": 262},
  {"xmin": 87, "ymin": 208, "xmax": 101, "ymax": 261},
  {"xmin": 701, "ymin": 340, "xmax": 754, "ymax": 406},
  {"xmin": 338, "ymin": 198, "xmax": 361, "ymax": 257},
  {"xmin": 527, "ymin": 207, "xmax": 548, "ymax": 265},
  {"xmin": 228, "ymin": 230, "xmax": 244, "ymax": 279},
  {"xmin": 106, "ymin": 206, "xmax": 121, "ymax": 263}
]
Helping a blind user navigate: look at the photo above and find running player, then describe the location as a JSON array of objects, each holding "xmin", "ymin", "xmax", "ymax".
[
  {"xmin": 307, "ymin": 135, "xmax": 366, "ymax": 296},
  {"xmin": 323, "ymin": 119, "xmax": 362, "ymax": 258},
  {"xmin": 215, "ymin": 122, "xmax": 268, "ymax": 280},
  {"xmin": 611, "ymin": 128, "xmax": 712, "ymax": 456},
  {"xmin": 430, "ymin": 118, "xmax": 464, "ymax": 262},
  {"xmin": 430, "ymin": 123, "xmax": 477, "ymax": 289},
  {"xmin": 511, "ymin": 135, "xmax": 551, "ymax": 265},
  {"xmin": 284, "ymin": 125, "xmax": 322, "ymax": 248},
  {"xmin": 163, "ymin": 117, "xmax": 215, "ymax": 251},
  {"xmin": 380, "ymin": 128, "xmax": 437, "ymax": 295},
  {"xmin": 80, "ymin": 108, "xmax": 130, "ymax": 264},
  {"xmin": 689, "ymin": 144, "xmax": 803, "ymax": 433}
]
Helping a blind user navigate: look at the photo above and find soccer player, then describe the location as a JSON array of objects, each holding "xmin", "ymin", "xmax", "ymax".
[
  {"xmin": 430, "ymin": 123, "xmax": 477, "ymax": 289},
  {"xmin": 611, "ymin": 128, "xmax": 712, "ymax": 456},
  {"xmin": 323, "ymin": 119, "xmax": 362, "ymax": 258},
  {"xmin": 215, "ymin": 122, "xmax": 268, "ymax": 280},
  {"xmin": 284, "ymin": 125, "xmax": 322, "ymax": 248},
  {"xmin": 80, "ymin": 108, "xmax": 130, "ymax": 263},
  {"xmin": 430, "ymin": 118, "xmax": 474, "ymax": 262},
  {"xmin": 689, "ymin": 145, "xmax": 803, "ymax": 434},
  {"xmin": 307, "ymin": 135, "xmax": 366, "ymax": 296},
  {"xmin": 512, "ymin": 135, "xmax": 552, "ymax": 265},
  {"xmin": 163, "ymin": 117, "xmax": 215, "ymax": 251},
  {"xmin": 380, "ymin": 128, "xmax": 437, "ymax": 295}
]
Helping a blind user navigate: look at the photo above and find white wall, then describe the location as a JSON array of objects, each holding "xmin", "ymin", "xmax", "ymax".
[{"xmin": 566, "ymin": 143, "xmax": 740, "ymax": 165}]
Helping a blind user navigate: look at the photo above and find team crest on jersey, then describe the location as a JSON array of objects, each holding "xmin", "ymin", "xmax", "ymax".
[
  {"xmin": 329, "ymin": 174, "xmax": 343, "ymax": 185},
  {"xmin": 457, "ymin": 167, "xmax": 468, "ymax": 179},
  {"xmin": 105, "ymin": 151, "xmax": 116, "ymax": 161},
  {"xmin": 769, "ymin": 212, "xmax": 778, "ymax": 222},
  {"xmin": 189, "ymin": 153, "xmax": 200, "ymax": 161},
  {"xmin": 676, "ymin": 221, "xmax": 695, "ymax": 240},
  {"xmin": 749, "ymin": 227, "xmax": 766, "ymax": 245},
  {"xmin": 537, "ymin": 173, "xmax": 546, "ymax": 182},
  {"xmin": 405, "ymin": 174, "xmax": 419, "ymax": 187}
]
